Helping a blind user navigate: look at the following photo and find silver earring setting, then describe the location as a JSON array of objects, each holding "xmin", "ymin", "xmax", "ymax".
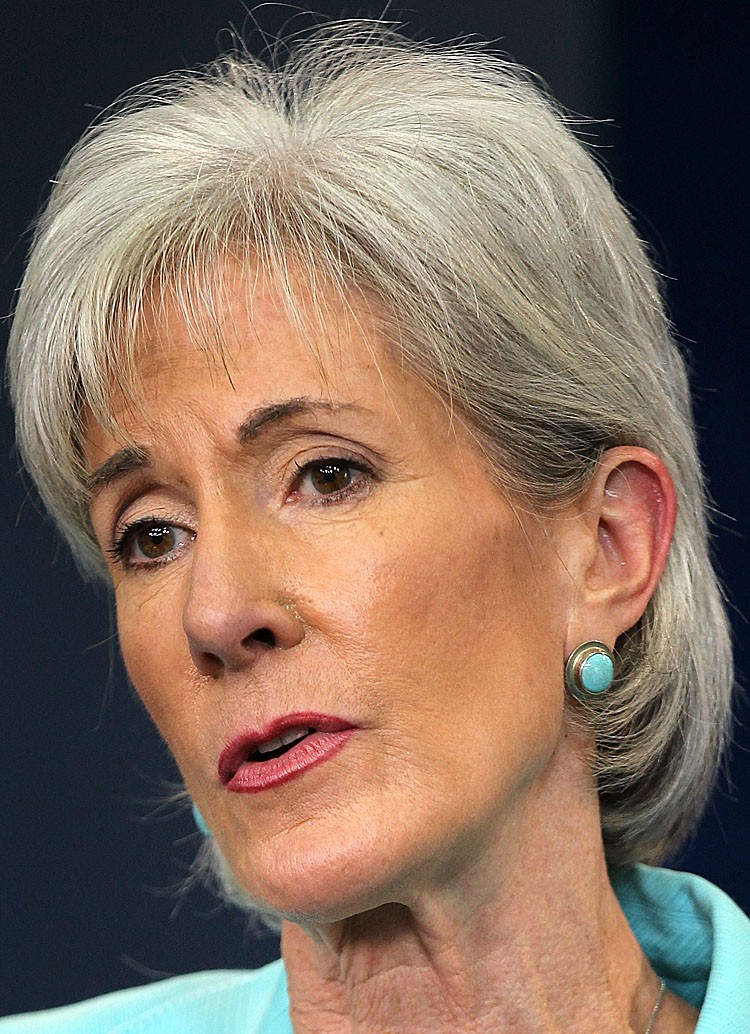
[{"xmin": 565, "ymin": 641, "xmax": 615, "ymax": 701}]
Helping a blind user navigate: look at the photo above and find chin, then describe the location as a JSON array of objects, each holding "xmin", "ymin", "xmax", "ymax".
[{"xmin": 216, "ymin": 821, "xmax": 420, "ymax": 926}]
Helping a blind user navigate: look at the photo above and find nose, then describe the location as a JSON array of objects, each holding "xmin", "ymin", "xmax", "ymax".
[{"xmin": 182, "ymin": 536, "xmax": 305, "ymax": 678}]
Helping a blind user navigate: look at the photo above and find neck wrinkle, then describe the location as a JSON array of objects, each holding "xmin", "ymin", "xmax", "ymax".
[{"xmin": 281, "ymin": 734, "xmax": 657, "ymax": 1034}]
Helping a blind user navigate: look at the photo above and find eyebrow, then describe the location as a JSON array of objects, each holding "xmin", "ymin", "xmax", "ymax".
[
  {"xmin": 86, "ymin": 397, "xmax": 367, "ymax": 498},
  {"xmin": 85, "ymin": 445, "xmax": 150, "ymax": 498},
  {"xmin": 236, "ymin": 397, "xmax": 363, "ymax": 444}
]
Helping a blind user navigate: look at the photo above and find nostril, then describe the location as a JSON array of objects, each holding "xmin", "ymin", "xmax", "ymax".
[
  {"xmin": 196, "ymin": 650, "xmax": 223, "ymax": 677},
  {"xmin": 185, "ymin": 603, "xmax": 304, "ymax": 675},
  {"xmin": 244, "ymin": 627, "xmax": 276, "ymax": 649}
]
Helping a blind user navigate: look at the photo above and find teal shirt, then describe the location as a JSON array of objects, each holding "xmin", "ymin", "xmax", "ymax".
[{"xmin": 2, "ymin": 865, "xmax": 748, "ymax": 1032}]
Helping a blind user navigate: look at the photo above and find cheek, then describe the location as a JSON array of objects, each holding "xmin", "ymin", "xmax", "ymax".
[
  {"xmin": 387, "ymin": 510, "xmax": 566, "ymax": 778},
  {"xmin": 295, "ymin": 501, "xmax": 566, "ymax": 728},
  {"xmin": 363, "ymin": 510, "xmax": 559, "ymax": 668},
  {"xmin": 114, "ymin": 581, "xmax": 196, "ymax": 742}
]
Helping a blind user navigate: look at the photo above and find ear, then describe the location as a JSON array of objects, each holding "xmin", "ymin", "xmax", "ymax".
[{"xmin": 564, "ymin": 447, "xmax": 677, "ymax": 654}]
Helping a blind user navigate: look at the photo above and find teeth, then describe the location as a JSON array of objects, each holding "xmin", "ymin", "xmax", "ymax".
[{"xmin": 255, "ymin": 726, "xmax": 310, "ymax": 756}]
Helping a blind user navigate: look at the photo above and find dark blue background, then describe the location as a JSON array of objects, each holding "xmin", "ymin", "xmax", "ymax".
[{"xmin": 2, "ymin": 1, "xmax": 748, "ymax": 1018}]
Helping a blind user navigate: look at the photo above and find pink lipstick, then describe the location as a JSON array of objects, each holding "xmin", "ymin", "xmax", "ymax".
[{"xmin": 219, "ymin": 713, "xmax": 356, "ymax": 794}]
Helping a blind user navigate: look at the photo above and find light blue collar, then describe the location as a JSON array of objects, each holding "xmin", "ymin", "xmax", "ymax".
[{"xmin": 612, "ymin": 863, "xmax": 750, "ymax": 1032}]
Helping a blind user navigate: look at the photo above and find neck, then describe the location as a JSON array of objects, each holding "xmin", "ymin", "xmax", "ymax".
[{"xmin": 280, "ymin": 735, "xmax": 695, "ymax": 1034}]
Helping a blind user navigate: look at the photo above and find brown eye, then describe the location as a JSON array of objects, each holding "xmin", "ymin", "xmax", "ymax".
[
  {"xmin": 292, "ymin": 457, "xmax": 372, "ymax": 504},
  {"xmin": 109, "ymin": 519, "xmax": 192, "ymax": 570},
  {"xmin": 309, "ymin": 461, "xmax": 353, "ymax": 495},
  {"xmin": 133, "ymin": 524, "xmax": 178, "ymax": 560}
]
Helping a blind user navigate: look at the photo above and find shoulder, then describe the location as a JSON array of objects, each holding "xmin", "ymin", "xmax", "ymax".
[
  {"xmin": 612, "ymin": 863, "xmax": 750, "ymax": 1033},
  {"xmin": 0, "ymin": 962, "xmax": 291, "ymax": 1034}
]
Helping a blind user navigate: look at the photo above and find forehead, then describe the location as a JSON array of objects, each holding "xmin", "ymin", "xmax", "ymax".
[
  {"xmin": 85, "ymin": 259, "xmax": 453, "ymax": 462},
  {"xmin": 133, "ymin": 262, "xmax": 384, "ymax": 394}
]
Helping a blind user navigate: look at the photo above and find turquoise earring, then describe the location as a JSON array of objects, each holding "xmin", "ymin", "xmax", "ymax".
[
  {"xmin": 565, "ymin": 641, "xmax": 615, "ymax": 701},
  {"xmin": 192, "ymin": 803, "xmax": 213, "ymax": 838}
]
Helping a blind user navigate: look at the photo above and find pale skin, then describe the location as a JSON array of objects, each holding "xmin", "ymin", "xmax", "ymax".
[{"xmin": 86, "ymin": 264, "xmax": 699, "ymax": 1033}]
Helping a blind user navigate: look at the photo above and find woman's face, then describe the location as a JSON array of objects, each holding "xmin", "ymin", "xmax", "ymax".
[{"xmin": 86, "ymin": 267, "xmax": 579, "ymax": 922}]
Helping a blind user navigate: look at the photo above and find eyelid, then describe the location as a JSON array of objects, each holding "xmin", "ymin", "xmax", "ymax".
[
  {"xmin": 280, "ymin": 430, "xmax": 391, "ymax": 470},
  {"xmin": 108, "ymin": 490, "xmax": 197, "ymax": 543}
]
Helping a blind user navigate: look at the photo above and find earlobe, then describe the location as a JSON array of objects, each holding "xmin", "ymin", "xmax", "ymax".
[{"xmin": 571, "ymin": 447, "xmax": 677, "ymax": 644}]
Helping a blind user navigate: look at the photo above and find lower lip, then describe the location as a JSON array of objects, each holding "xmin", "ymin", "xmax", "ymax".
[{"xmin": 225, "ymin": 729, "xmax": 357, "ymax": 794}]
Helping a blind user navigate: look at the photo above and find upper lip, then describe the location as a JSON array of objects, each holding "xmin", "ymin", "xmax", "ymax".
[{"xmin": 218, "ymin": 712, "xmax": 355, "ymax": 784}]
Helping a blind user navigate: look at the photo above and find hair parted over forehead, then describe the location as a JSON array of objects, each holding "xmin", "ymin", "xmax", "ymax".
[{"xmin": 7, "ymin": 21, "xmax": 733, "ymax": 871}]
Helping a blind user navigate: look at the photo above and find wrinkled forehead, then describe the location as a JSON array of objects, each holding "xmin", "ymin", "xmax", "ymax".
[
  {"xmin": 94, "ymin": 255, "xmax": 405, "ymax": 433},
  {"xmin": 82, "ymin": 254, "xmax": 496, "ymax": 524},
  {"xmin": 81, "ymin": 256, "xmax": 467, "ymax": 480}
]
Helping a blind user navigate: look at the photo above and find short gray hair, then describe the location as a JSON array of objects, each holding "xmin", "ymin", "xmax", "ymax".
[{"xmin": 7, "ymin": 23, "xmax": 733, "ymax": 868}]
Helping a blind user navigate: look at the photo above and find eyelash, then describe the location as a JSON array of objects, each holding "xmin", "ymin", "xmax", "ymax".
[
  {"xmin": 107, "ymin": 455, "xmax": 377, "ymax": 571},
  {"xmin": 105, "ymin": 518, "xmax": 194, "ymax": 570}
]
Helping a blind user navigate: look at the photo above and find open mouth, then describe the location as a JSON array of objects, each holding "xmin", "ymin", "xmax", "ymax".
[
  {"xmin": 248, "ymin": 725, "xmax": 312, "ymax": 762},
  {"xmin": 218, "ymin": 714, "xmax": 355, "ymax": 787}
]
